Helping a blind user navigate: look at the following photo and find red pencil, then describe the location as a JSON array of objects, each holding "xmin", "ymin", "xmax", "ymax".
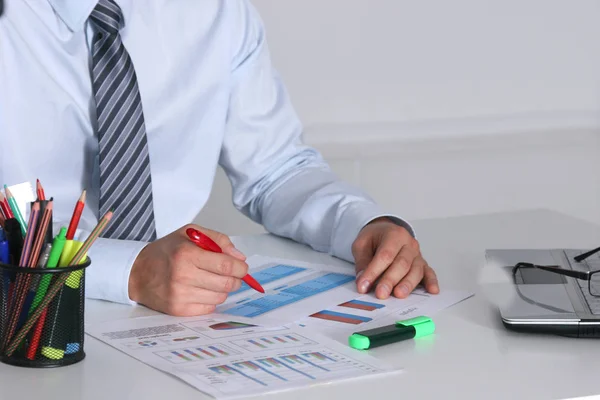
[
  {"xmin": 0, "ymin": 192, "xmax": 13, "ymax": 219},
  {"xmin": 36, "ymin": 179, "xmax": 45, "ymax": 201},
  {"xmin": 66, "ymin": 190, "xmax": 86, "ymax": 240},
  {"xmin": 185, "ymin": 228, "xmax": 264, "ymax": 293}
]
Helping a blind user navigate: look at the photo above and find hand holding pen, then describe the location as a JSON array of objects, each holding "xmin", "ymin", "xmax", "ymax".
[
  {"xmin": 128, "ymin": 225, "xmax": 255, "ymax": 316},
  {"xmin": 186, "ymin": 228, "xmax": 264, "ymax": 293}
]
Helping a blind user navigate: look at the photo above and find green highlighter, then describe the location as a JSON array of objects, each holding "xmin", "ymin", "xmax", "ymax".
[{"xmin": 348, "ymin": 316, "xmax": 435, "ymax": 350}]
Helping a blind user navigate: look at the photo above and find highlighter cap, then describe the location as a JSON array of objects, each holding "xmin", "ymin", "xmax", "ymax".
[
  {"xmin": 396, "ymin": 316, "xmax": 435, "ymax": 338},
  {"xmin": 348, "ymin": 334, "xmax": 370, "ymax": 350}
]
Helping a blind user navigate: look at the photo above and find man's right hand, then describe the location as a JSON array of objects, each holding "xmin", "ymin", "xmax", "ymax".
[{"xmin": 128, "ymin": 224, "xmax": 249, "ymax": 316}]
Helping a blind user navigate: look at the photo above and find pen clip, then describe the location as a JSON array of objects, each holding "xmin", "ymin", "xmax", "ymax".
[{"xmin": 186, "ymin": 228, "xmax": 222, "ymax": 253}]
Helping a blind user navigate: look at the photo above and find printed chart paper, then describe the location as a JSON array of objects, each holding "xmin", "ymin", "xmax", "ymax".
[
  {"xmin": 295, "ymin": 287, "xmax": 473, "ymax": 343},
  {"xmin": 214, "ymin": 256, "xmax": 360, "ymax": 325},
  {"xmin": 86, "ymin": 315, "xmax": 401, "ymax": 399}
]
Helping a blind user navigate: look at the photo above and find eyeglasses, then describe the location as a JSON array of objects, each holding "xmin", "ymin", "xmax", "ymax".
[{"xmin": 513, "ymin": 259, "xmax": 600, "ymax": 297}]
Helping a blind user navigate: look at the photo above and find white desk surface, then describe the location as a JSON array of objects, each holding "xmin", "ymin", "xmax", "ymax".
[{"xmin": 2, "ymin": 209, "xmax": 600, "ymax": 400}]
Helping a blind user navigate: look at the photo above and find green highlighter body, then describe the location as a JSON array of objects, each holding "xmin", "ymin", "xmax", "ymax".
[{"xmin": 348, "ymin": 316, "xmax": 435, "ymax": 350}]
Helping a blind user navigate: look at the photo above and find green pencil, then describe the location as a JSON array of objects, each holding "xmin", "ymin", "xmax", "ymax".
[{"xmin": 4, "ymin": 185, "xmax": 27, "ymax": 236}]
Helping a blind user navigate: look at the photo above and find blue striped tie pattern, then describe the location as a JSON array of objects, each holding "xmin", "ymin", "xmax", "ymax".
[{"xmin": 89, "ymin": 0, "xmax": 157, "ymax": 241}]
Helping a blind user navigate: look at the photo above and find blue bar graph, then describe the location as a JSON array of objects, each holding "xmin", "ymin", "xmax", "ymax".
[
  {"xmin": 284, "ymin": 355, "xmax": 329, "ymax": 372},
  {"xmin": 223, "ymin": 273, "xmax": 355, "ymax": 317},
  {"xmin": 210, "ymin": 365, "xmax": 267, "ymax": 386},
  {"xmin": 234, "ymin": 361, "xmax": 288, "ymax": 382},
  {"xmin": 229, "ymin": 265, "xmax": 307, "ymax": 296},
  {"xmin": 262, "ymin": 357, "xmax": 316, "ymax": 379}
]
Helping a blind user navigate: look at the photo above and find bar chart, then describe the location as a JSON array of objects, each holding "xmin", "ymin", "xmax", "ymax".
[
  {"xmin": 338, "ymin": 299, "xmax": 385, "ymax": 311},
  {"xmin": 190, "ymin": 348, "xmax": 385, "ymax": 394},
  {"xmin": 229, "ymin": 264, "xmax": 307, "ymax": 296},
  {"xmin": 155, "ymin": 344, "xmax": 239, "ymax": 364},
  {"xmin": 308, "ymin": 298, "xmax": 385, "ymax": 325},
  {"xmin": 231, "ymin": 333, "xmax": 316, "ymax": 352},
  {"xmin": 182, "ymin": 318, "xmax": 288, "ymax": 340},
  {"xmin": 309, "ymin": 310, "xmax": 373, "ymax": 325},
  {"xmin": 222, "ymin": 272, "xmax": 355, "ymax": 318},
  {"xmin": 302, "ymin": 292, "xmax": 434, "ymax": 334}
]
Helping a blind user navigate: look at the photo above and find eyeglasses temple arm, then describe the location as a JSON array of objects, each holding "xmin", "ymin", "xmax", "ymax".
[
  {"xmin": 515, "ymin": 262, "xmax": 590, "ymax": 280},
  {"xmin": 574, "ymin": 246, "xmax": 600, "ymax": 262}
]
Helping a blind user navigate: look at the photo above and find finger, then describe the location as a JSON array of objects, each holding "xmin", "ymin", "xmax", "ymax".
[
  {"xmin": 197, "ymin": 251, "xmax": 249, "ymax": 279},
  {"xmin": 222, "ymin": 245, "xmax": 246, "ymax": 261},
  {"xmin": 374, "ymin": 245, "xmax": 418, "ymax": 299},
  {"xmin": 357, "ymin": 232, "xmax": 414, "ymax": 294},
  {"xmin": 422, "ymin": 264, "xmax": 440, "ymax": 294},
  {"xmin": 393, "ymin": 255, "xmax": 427, "ymax": 298},
  {"xmin": 351, "ymin": 235, "xmax": 375, "ymax": 283},
  {"xmin": 184, "ymin": 268, "xmax": 244, "ymax": 294},
  {"xmin": 177, "ymin": 242, "xmax": 249, "ymax": 278},
  {"xmin": 183, "ymin": 224, "xmax": 246, "ymax": 260},
  {"xmin": 167, "ymin": 253, "xmax": 245, "ymax": 293}
]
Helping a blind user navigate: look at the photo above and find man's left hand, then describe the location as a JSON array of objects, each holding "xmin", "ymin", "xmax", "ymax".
[{"xmin": 352, "ymin": 218, "xmax": 439, "ymax": 299}]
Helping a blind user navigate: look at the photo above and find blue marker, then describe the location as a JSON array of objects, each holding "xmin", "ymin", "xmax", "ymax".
[
  {"xmin": 0, "ymin": 227, "xmax": 10, "ymax": 341},
  {"xmin": 0, "ymin": 227, "xmax": 9, "ymax": 264}
]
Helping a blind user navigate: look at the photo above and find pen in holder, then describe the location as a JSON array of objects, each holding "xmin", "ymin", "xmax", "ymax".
[{"xmin": 0, "ymin": 257, "xmax": 91, "ymax": 367}]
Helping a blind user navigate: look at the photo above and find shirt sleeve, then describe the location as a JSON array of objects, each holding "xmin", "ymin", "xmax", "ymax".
[
  {"xmin": 219, "ymin": 1, "xmax": 415, "ymax": 265},
  {"xmin": 82, "ymin": 235, "xmax": 147, "ymax": 305},
  {"xmin": 55, "ymin": 219, "xmax": 148, "ymax": 305}
]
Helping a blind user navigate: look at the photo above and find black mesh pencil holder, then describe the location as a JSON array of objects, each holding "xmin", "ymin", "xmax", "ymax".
[{"xmin": 0, "ymin": 258, "xmax": 90, "ymax": 367}]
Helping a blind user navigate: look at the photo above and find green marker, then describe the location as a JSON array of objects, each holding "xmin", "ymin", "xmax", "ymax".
[
  {"xmin": 348, "ymin": 316, "xmax": 435, "ymax": 350},
  {"xmin": 42, "ymin": 240, "xmax": 84, "ymax": 360},
  {"xmin": 29, "ymin": 227, "xmax": 68, "ymax": 314}
]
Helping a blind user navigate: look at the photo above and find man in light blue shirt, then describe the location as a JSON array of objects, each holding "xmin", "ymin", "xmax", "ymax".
[{"xmin": 0, "ymin": 0, "xmax": 439, "ymax": 316}]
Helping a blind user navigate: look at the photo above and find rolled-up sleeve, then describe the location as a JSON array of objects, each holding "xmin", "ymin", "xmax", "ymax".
[{"xmin": 218, "ymin": 0, "xmax": 415, "ymax": 265}]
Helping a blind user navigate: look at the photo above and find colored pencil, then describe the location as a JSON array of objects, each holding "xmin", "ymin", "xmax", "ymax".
[
  {"xmin": 66, "ymin": 190, "xmax": 86, "ymax": 240},
  {"xmin": 36, "ymin": 179, "xmax": 45, "ymax": 201},
  {"xmin": 1, "ymin": 203, "xmax": 40, "ymax": 350},
  {"xmin": 0, "ymin": 192, "xmax": 14, "ymax": 219},
  {"xmin": 4, "ymin": 210, "xmax": 114, "ymax": 357},
  {"xmin": 4, "ymin": 186, "xmax": 26, "ymax": 236},
  {"xmin": 17, "ymin": 202, "xmax": 40, "ymax": 268},
  {"xmin": 27, "ymin": 201, "xmax": 53, "ymax": 268}
]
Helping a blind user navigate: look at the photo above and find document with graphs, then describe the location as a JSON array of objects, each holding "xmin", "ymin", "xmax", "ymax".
[
  {"xmin": 213, "ymin": 255, "xmax": 362, "ymax": 325},
  {"xmin": 86, "ymin": 314, "xmax": 401, "ymax": 399},
  {"xmin": 213, "ymin": 255, "xmax": 472, "ymax": 342}
]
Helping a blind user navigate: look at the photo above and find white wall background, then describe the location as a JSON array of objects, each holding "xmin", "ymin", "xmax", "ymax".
[{"xmin": 196, "ymin": 0, "xmax": 600, "ymax": 236}]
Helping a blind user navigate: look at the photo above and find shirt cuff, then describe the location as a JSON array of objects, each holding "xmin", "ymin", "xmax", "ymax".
[
  {"xmin": 80, "ymin": 234, "xmax": 149, "ymax": 305},
  {"xmin": 330, "ymin": 201, "xmax": 416, "ymax": 264}
]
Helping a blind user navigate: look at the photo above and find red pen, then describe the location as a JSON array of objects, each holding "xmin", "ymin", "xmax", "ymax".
[{"xmin": 186, "ymin": 228, "xmax": 265, "ymax": 294}]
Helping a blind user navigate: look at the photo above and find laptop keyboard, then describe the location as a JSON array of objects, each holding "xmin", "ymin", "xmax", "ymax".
[{"xmin": 564, "ymin": 250, "xmax": 600, "ymax": 314}]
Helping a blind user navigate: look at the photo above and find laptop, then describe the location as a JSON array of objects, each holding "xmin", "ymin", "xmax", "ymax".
[{"xmin": 484, "ymin": 247, "xmax": 600, "ymax": 338}]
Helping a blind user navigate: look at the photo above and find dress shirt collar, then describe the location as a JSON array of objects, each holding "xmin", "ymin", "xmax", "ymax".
[{"xmin": 45, "ymin": 0, "xmax": 101, "ymax": 32}]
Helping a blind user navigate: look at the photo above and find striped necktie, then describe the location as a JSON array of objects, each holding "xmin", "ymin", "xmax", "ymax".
[{"xmin": 89, "ymin": 0, "xmax": 157, "ymax": 241}]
